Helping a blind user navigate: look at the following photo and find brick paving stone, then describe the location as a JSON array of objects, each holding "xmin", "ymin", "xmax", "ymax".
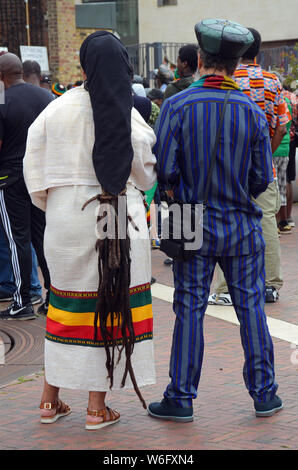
[{"xmin": 0, "ymin": 207, "xmax": 298, "ymax": 451}]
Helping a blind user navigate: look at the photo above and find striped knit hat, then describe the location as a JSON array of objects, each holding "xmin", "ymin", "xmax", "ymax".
[{"xmin": 52, "ymin": 83, "xmax": 66, "ymax": 96}]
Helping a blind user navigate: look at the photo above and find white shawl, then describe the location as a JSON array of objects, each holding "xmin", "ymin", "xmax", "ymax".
[{"xmin": 23, "ymin": 85, "xmax": 157, "ymax": 211}]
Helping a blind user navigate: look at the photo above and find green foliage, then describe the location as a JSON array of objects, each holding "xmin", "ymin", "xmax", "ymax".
[
  {"xmin": 282, "ymin": 43, "xmax": 298, "ymax": 88},
  {"xmin": 16, "ymin": 376, "xmax": 35, "ymax": 384},
  {"xmin": 285, "ymin": 43, "xmax": 298, "ymax": 87},
  {"xmin": 274, "ymin": 43, "xmax": 298, "ymax": 89}
]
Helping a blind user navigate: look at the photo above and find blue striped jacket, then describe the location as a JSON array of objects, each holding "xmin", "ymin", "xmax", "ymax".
[{"xmin": 154, "ymin": 86, "xmax": 273, "ymax": 256}]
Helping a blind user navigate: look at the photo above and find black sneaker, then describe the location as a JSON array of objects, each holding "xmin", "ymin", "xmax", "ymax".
[
  {"xmin": 147, "ymin": 399, "xmax": 193, "ymax": 423},
  {"xmin": 254, "ymin": 395, "xmax": 283, "ymax": 417},
  {"xmin": 30, "ymin": 294, "xmax": 43, "ymax": 305},
  {"xmin": 0, "ymin": 291, "xmax": 14, "ymax": 302},
  {"xmin": 265, "ymin": 286, "xmax": 279, "ymax": 303},
  {"xmin": 37, "ymin": 291, "xmax": 49, "ymax": 316},
  {"xmin": 0, "ymin": 301, "xmax": 37, "ymax": 320},
  {"xmin": 278, "ymin": 220, "xmax": 292, "ymax": 234}
]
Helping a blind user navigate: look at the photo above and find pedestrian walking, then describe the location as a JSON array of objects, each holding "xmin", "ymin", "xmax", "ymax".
[
  {"xmin": 284, "ymin": 84, "xmax": 298, "ymax": 226},
  {"xmin": 209, "ymin": 27, "xmax": 290, "ymax": 305},
  {"xmin": 154, "ymin": 64, "xmax": 174, "ymax": 92},
  {"xmin": 0, "ymin": 52, "xmax": 52, "ymax": 321},
  {"xmin": 0, "ymin": 222, "xmax": 43, "ymax": 304},
  {"xmin": 24, "ymin": 32, "xmax": 157, "ymax": 430},
  {"xmin": 272, "ymin": 90, "xmax": 293, "ymax": 233},
  {"xmin": 22, "ymin": 59, "xmax": 42, "ymax": 87},
  {"xmin": 164, "ymin": 44, "xmax": 198, "ymax": 99},
  {"xmin": 148, "ymin": 19, "xmax": 283, "ymax": 422}
]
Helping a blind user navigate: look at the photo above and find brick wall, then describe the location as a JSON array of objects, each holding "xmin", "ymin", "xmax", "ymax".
[
  {"xmin": 47, "ymin": 0, "xmax": 59, "ymax": 78},
  {"xmin": 47, "ymin": 0, "xmax": 100, "ymax": 85},
  {"xmin": 0, "ymin": 0, "xmax": 113, "ymax": 85}
]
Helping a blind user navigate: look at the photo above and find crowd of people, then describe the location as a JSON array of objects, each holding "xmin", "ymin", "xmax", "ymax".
[
  {"xmin": 133, "ymin": 32, "xmax": 298, "ymax": 307},
  {"xmin": 0, "ymin": 58, "xmax": 88, "ymax": 315},
  {"xmin": 0, "ymin": 18, "xmax": 297, "ymax": 429}
]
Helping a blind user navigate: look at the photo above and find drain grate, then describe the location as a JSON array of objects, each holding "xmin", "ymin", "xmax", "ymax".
[
  {"xmin": 0, "ymin": 318, "xmax": 46, "ymax": 387},
  {"xmin": 0, "ymin": 329, "xmax": 14, "ymax": 355}
]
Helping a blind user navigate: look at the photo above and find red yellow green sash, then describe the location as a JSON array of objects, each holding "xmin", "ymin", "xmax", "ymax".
[{"xmin": 46, "ymin": 283, "xmax": 153, "ymax": 347}]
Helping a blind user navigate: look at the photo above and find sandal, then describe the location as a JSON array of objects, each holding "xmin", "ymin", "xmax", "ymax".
[
  {"xmin": 40, "ymin": 399, "xmax": 71, "ymax": 424},
  {"xmin": 85, "ymin": 406, "xmax": 120, "ymax": 430}
]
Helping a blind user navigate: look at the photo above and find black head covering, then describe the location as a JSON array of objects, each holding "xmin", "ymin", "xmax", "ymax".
[
  {"xmin": 133, "ymin": 94, "xmax": 152, "ymax": 123},
  {"xmin": 80, "ymin": 31, "xmax": 134, "ymax": 196}
]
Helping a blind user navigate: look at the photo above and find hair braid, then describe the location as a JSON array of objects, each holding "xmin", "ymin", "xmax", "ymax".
[{"xmin": 82, "ymin": 191, "xmax": 146, "ymax": 409}]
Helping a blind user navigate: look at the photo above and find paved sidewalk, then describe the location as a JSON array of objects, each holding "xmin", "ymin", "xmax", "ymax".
[{"xmin": 0, "ymin": 207, "xmax": 298, "ymax": 451}]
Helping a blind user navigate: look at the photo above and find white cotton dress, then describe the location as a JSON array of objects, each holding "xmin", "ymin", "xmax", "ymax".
[{"xmin": 23, "ymin": 85, "xmax": 157, "ymax": 391}]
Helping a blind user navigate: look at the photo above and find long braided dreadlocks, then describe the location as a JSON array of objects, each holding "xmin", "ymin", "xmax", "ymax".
[
  {"xmin": 79, "ymin": 31, "xmax": 147, "ymax": 408},
  {"xmin": 82, "ymin": 191, "xmax": 147, "ymax": 409}
]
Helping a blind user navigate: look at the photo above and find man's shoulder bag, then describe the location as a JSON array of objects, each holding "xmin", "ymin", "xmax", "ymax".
[{"xmin": 159, "ymin": 90, "xmax": 231, "ymax": 262}]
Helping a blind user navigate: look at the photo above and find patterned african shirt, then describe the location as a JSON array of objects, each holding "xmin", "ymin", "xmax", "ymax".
[
  {"xmin": 283, "ymin": 89, "xmax": 298, "ymax": 140},
  {"xmin": 234, "ymin": 63, "xmax": 290, "ymax": 137}
]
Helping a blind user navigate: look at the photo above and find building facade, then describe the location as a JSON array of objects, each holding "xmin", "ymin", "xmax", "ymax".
[
  {"xmin": 0, "ymin": 0, "xmax": 138, "ymax": 84},
  {"xmin": 138, "ymin": 0, "xmax": 298, "ymax": 47},
  {"xmin": 0, "ymin": 1, "xmax": 297, "ymax": 84}
]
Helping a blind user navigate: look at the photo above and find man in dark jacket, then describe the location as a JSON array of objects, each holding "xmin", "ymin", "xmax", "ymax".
[
  {"xmin": 164, "ymin": 44, "xmax": 198, "ymax": 99},
  {"xmin": 0, "ymin": 53, "xmax": 52, "ymax": 320}
]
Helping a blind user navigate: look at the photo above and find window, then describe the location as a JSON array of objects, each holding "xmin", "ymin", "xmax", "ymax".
[
  {"xmin": 81, "ymin": 0, "xmax": 139, "ymax": 46},
  {"xmin": 157, "ymin": 0, "xmax": 178, "ymax": 6}
]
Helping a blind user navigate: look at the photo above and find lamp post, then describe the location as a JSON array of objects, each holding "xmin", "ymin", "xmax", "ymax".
[{"xmin": 24, "ymin": 0, "xmax": 31, "ymax": 46}]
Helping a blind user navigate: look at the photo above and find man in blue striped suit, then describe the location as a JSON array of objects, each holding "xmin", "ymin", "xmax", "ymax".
[{"xmin": 148, "ymin": 19, "xmax": 283, "ymax": 422}]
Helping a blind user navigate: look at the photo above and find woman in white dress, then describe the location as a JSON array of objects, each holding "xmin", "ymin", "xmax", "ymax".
[{"xmin": 23, "ymin": 32, "xmax": 157, "ymax": 430}]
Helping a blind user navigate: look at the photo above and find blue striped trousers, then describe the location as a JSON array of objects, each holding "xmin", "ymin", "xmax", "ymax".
[{"xmin": 164, "ymin": 249, "xmax": 278, "ymax": 408}]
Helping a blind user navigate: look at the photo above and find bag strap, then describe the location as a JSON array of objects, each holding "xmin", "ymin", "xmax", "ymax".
[{"xmin": 203, "ymin": 90, "xmax": 231, "ymax": 211}]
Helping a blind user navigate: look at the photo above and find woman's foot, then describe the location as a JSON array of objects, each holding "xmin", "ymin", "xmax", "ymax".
[
  {"xmin": 40, "ymin": 399, "xmax": 71, "ymax": 423},
  {"xmin": 85, "ymin": 406, "xmax": 120, "ymax": 430}
]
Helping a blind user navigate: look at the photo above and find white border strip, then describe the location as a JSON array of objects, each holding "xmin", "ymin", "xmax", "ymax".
[
  {"xmin": 0, "ymin": 190, "xmax": 22, "ymax": 305},
  {"xmin": 151, "ymin": 282, "xmax": 298, "ymax": 345},
  {"xmin": 0, "ymin": 336, "xmax": 4, "ymax": 365}
]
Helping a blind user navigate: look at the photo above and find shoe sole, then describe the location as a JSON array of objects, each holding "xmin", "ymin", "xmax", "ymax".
[
  {"xmin": 255, "ymin": 404, "xmax": 283, "ymax": 417},
  {"xmin": 40, "ymin": 410, "xmax": 71, "ymax": 424},
  {"xmin": 147, "ymin": 409, "xmax": 193, "ymax": 423},
  {"xmin": 85, "ymin": 417, "xmax": 120, "ymax": 430},
  {"xmin": 265, "ymin": 297, "xmax": 279, "ymax": 303},
  {"xmin": 208, "ymin": 300, "xmax": 233, "ymax": 306},
  {"xmin": 1, "ymin": 315, "xmax": 37, "ymax": 321}
]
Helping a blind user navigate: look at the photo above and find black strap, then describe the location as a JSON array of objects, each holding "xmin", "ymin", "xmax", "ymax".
[{"xmin": 203, "ymin": 90, "xmax": 231, "ymax": 210}]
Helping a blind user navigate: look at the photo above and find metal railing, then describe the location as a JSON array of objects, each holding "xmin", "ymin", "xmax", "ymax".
[
  {"xmin": 127, "ymin": 42, "xmax": 298, "ymax": 85},
  {"xmin": 127, "ymin": 42, "xmax": 191, "ymax": 85},
  {"xmin": 258, "ymin": 45, "xmax": 298, "ymax": 72},
  {"xmin": 0, "ymin": 0, "xmax": 48, "ymax": 55}
]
